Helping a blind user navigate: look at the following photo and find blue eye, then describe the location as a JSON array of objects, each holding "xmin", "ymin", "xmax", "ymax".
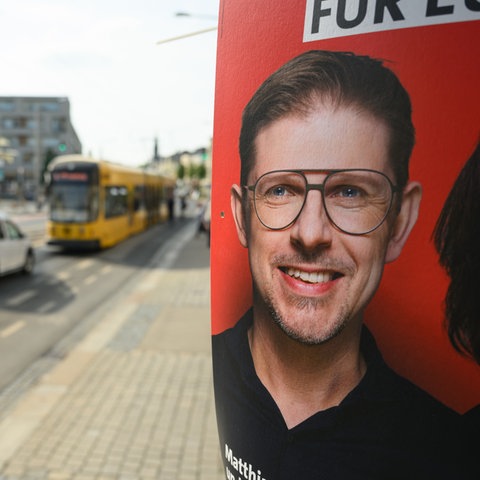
[
  {"xmin": 339, "ymin": 186, "xmax": 361, "ymax": 198},
  {"xmin": 271, "ymin": 186, "xmax": 287, "ymax": 197},
  {"xmin": 263, "ymin": 184, "xmax": 295, "ymax": 204}
]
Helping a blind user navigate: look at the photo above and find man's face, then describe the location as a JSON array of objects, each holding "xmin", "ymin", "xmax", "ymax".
[{"xmin": 233, "ymin": 104, "xmax": 400, "ymax": 345}]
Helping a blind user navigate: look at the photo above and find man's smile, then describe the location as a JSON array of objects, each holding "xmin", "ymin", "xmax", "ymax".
[
  {"xmin": 282, "ymin": 267, "xmax": 343, "ymax": 284},
  {"xmin": 277, "ymin": 264, "xmax": 346, "ymax": 288}
]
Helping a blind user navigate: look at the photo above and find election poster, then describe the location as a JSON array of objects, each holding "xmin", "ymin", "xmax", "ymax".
[{"xmin": 210, "ymin": 1, "xmax": 479, "ymax": 478}]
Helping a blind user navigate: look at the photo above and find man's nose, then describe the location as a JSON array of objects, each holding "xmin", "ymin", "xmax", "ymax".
[{"xmin": 290, "ymin": 189, "xmax": 333, "ymax": 250}]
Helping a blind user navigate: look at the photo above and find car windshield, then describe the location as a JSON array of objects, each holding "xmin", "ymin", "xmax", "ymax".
[
  {"xmin": 4, "ymin": 220, "xmax": 23, "ymax": 239},
  {"xmin": 49, "ymin": 183, "xmax": 99, "ymax": 223}
]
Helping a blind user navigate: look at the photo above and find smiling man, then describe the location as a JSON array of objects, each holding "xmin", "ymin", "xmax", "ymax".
[{"xmin": 213, "ymin": 50, "xmax": 475, "ymax": 480}]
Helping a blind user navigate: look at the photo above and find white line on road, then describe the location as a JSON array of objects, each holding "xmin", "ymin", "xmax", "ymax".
[
  {"xmin": 6, "ymin": 290, "xmax": 36, "ymax": 307},
  {"xmin": 84, "ymin": 275, "xmax": 97, "ymax": 286},
  {"xmin": 56, "ymin": 271, "xmax": 71, "ymax": 281},
  {"xmin": 37, "ymin": 301, "xmax": 57, "ymax": 314},
  {"xmin": 0, "ymin": 320, "xmax": 26, "ymax": 339},
  {"xmin": 77, "ymin": 259, "xmax": 94, "ymax": 270},
  {"xmin": 100, "ymin": 265, "xmax": 113, "ymax": 274}
]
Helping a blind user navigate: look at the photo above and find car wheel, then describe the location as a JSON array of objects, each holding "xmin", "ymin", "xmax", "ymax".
[{"xmin": 22, "ymin": 250, "xmax": 35, "ymax": 274}]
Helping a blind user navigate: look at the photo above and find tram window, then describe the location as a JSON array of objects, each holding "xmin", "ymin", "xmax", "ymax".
[
  {"xmin": 105, "ymin": 186, "xmax": 128, "ymax": 218},
  {"xmin": 134, "ymin": 185, "xmax": 145, "ymax": 211},
  {"xmin": 49, "ymin": 183, "xmax": 97, "ymax": 223}
]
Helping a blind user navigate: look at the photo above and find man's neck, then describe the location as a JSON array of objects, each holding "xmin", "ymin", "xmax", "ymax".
[{"xmin": 248, "ymin": 317, "xmax": 366, "ymax": 429}]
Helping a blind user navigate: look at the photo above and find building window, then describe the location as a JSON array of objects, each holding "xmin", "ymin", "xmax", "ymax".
[
  {"xmin": 104, "ymin": 186, "xmax": 128, "ymax": 218},
  {"xmin": 51, "ymin": 118, "xmax": 66, "ymax": 133},
  {"xmin": 0, "ymin": 102, "xmax": 14, "ymax": 112},
  {"xmin": 43, "ymin": 138, "xmax": 59, "ymax": 148},
  {"xmin": 2, "ymin": 118, "xmax": 15, "ymax": 129},
  {"xmin": 41, "ymin": 102, "xmax": 60, "ymax": 112}
]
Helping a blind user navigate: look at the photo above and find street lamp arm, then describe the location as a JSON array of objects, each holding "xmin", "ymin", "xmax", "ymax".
[
  {"xmin": 175, "ymin": 12, "xmax": 218, "ymax": 20},
  {"xmin": 156, "ymin": 26, "xmax": 217, "ymax": 45}
]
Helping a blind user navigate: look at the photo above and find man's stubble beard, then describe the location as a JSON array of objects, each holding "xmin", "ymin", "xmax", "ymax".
[{"xmin": 254, "ymin": 281, "xmax": 350, "ymax": 346}]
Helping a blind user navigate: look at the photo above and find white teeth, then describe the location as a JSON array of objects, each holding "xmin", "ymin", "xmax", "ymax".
[{"xmin": 286, "ymin": 268, "xmax": 332, "ymax": 284}]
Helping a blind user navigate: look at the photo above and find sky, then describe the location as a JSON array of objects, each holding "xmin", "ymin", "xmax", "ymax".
[{"xmin": 0, "ymin": 0, "xmax": 219, "ymax": 166}]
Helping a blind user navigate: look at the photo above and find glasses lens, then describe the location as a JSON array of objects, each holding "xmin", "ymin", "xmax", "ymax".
[
  {"xmin": 251, "ymin": 170, "xmax": 394, "ymax": 234},
  {"xmin": 324, "ymin": 171, "xmax": 393, "ymax": 234},
  {"xmin": 253, "ymin": 171, "xmax": 306, "ymax": 229}
]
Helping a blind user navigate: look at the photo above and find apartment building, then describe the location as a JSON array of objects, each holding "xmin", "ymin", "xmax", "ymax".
[{"xmin": 0, "ymin": 96, "xmax": 81, "ymax": 198}]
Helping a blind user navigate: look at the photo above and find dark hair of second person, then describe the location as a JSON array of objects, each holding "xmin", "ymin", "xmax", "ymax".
[{"xmin": 434, "ymin": 139, "xmax": 480, "ymax": 364}]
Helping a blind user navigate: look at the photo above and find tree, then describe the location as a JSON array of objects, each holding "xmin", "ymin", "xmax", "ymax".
[
  {"xmin": 188, "ymin": 163, "xmax": 197, "ymax": 179},
  {"xmin": 177, "ymin": 163, "xmax": 186, "ymax": 180},
  {"xmin": 197, "ymin": 163, "xmax": 207, "ymax": 180},
  {"xmin": 41, "ymin": 149, "xmax": 57, "ymax": 184}
]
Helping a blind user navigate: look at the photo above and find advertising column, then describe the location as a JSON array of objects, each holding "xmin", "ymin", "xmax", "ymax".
[{"xmin": 211, "ymin": 2, "xmax": 479, "ymax": 478}]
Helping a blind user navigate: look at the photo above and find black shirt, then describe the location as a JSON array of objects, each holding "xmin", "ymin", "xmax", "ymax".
[{"xmin": 212, "ymin": 310, "xmax": 476, "ymax": 479}]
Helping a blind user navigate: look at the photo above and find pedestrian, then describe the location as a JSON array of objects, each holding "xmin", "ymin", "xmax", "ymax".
[
  {"xmin": 181, "ymin": 193, "xmax": 187, "ymax": 217},
  {"xmin": 166, "ymin": 186, "xmax": 174, "ymax": 222}
]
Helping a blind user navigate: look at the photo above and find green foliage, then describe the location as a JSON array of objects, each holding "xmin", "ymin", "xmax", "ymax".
[
  {"xmin": 178, "ymin": 161, "xmax": 207, "ymax": 181},
  {"xmin": 197, "ymin": 163, "xmax": 206, "ymax": 180},
  {"xmin": 177, "ymin": 163, "xmax": 186, "ymax": 180},
  {"xmin": 188, "ymin": 163, "xmax": 197, "ymax": 179},
  {"xmin": 41, "ymin": 149, "xmax": 57, "ymax": 184}
]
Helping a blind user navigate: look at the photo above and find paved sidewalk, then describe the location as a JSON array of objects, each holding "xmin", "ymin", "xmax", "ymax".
[{"xmin": 0, "ymin": 219, "xmax": 224, "ymax": 480}]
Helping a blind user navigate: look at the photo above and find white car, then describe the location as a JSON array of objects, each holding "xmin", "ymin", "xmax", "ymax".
[{"xmin": 0, "ymin": 212, "xmax": 35, "ymax": 276}]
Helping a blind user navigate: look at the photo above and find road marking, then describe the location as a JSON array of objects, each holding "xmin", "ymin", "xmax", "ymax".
[
  {"xmin": 77, "ymin": 259, "xmax": 94, "ymax": 270},
  {"xmin": 6, "ymin": 290, "xmax": 36, "ymax": 307},
  {"xmin": 84, "ymin": 275, "xmax": 97, "ymax": 286},
  {"xmin": 33, "ymin": 239, "xmax": 45, "ymax": 248},
  {"xmin": 56, "ymin": 271, "xmax": 70, "ymax": 281},
  {"xmin": 0, "ymin": 320, "xmax": 26, "ymax": 338},
  {"xmin": 100, "ymin": 265, "xmax": 113, "ymax": 274},
  {"xmin": 37, "ymin": 301, "xmax": 57, "ymax": 314}
]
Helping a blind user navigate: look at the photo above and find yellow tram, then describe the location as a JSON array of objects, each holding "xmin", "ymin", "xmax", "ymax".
[{"xmin": 46, "ymin": 155, "xmax": 174, "ymax": 249}]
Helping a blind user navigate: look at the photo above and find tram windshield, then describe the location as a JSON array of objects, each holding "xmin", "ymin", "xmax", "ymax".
[{"xmin": 49, "ymin": 169, "xmax": 99, "ymax": 223}]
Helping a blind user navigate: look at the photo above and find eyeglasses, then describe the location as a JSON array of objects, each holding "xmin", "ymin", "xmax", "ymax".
[{"xmin": 244, "ymin": 169, "xmax": 399, "ymax": 235}]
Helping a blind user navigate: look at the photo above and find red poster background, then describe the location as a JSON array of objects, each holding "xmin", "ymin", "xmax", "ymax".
[{"xmin": 210, "ymin": 1, "xmax": 480, "ymax": 413}]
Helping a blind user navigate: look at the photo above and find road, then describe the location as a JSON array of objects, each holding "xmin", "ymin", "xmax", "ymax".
[{"xmin": 0, "ymin": 215, "xmax": 192, "ymax": 391}]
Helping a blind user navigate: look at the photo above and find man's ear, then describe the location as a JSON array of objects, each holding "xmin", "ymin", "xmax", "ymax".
[
  {"xmin": 231, "ymin": 184, "xmax": 248, "ymax": 248},
  {"xmin": 385, "ymin": 181, "xmax": 422, "ymax": 264}
]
